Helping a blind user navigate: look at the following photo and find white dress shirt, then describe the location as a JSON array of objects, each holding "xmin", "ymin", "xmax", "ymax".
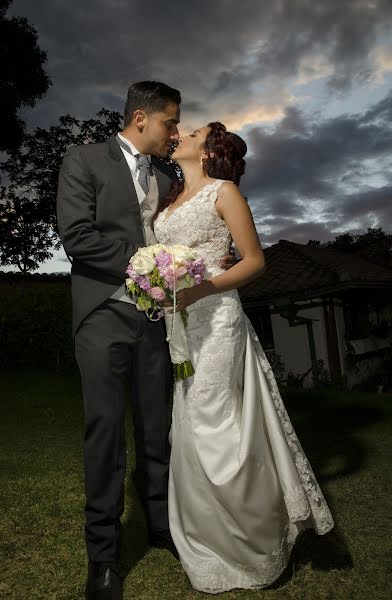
[
  {"xmin": 117, "ymin": 132, "xmax": 152, "ymax": 205},
  {"xmin": 110, "ymin": 133, "xmax": 159, "ymax": 303}
]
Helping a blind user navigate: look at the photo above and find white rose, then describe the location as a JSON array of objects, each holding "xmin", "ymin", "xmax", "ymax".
[
  {"xmin": 151, "ymin": 243, "xmax": 169, "ymax": 256},
  {"xmin": 171, "ymin": 244, "xmax": 197, "ymax": 263},
  {"xmin": 136, "ymin": 246, "xmax": 155, "ymax": 259},
  {"xmin": 131, "ymin": 251, "xmax": 156, "ymax": 275}
]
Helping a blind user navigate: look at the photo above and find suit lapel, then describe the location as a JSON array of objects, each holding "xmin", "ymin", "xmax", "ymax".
[
  {"xmin": 106, "ymin": 135, "xmax": 140, "ymax": 206},
  {"xmin": 105, "ymin": 135, "xmax": 145, "ymax": 241}
]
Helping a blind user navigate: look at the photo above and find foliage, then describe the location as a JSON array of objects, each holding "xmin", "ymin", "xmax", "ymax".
[
  {"xmin": 308, "ymin": 227, "xmax": 392, "ymax": 253},
  {"xmin": 0, "ymin": 109, "xmax": 123, "ymax": 272},
  {"xmin": 0, "ymin": 283, "xmax": 74, "ymax": 370},
  {"xmin": 0, "ymin": 0, "xmax": 51, "ymax": 153},
  {"xmin": 0, "ymin": 192, "xmax": 60, "ymax": 274},
  {"xmin": 265, "ymin": 349, "xmax": 286, "ymax": 387},
  {"xmin": 1, "ymin": 109, "xmax": 123, "ymax": 231},
  {"xmin": 285, "ymin": 359, "xmax": 335, "ymax": 389}
]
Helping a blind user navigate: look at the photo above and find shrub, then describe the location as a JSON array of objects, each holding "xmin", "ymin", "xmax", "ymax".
[{"xmin": 0, "ymin": 284, "xmax": 74, "ymax": 371}]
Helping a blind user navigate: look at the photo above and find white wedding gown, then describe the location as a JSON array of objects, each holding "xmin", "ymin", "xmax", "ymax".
[{"xmin": 154, "ymin": 179, "xmax": 334, "ymax": 593}]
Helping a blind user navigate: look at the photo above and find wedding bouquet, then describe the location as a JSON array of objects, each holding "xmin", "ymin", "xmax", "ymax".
[{"xmin": 125, "ymin": 243, "xmax": 206, "ymax": 380}]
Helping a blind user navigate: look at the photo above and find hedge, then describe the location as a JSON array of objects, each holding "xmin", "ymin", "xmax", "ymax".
[{"xmin": 0, "ymin": 284, "xmax": 75, "ymax": 371}]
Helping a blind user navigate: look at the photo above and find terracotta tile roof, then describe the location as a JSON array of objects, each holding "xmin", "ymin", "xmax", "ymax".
[{"xmin": 240, "ymin": 240, "xmax": 392, "ymax": 302}]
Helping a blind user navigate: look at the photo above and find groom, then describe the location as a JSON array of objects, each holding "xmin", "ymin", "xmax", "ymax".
[{"xmin": 57, "ymin": 81, "xmax": 182, "ymax": 600}]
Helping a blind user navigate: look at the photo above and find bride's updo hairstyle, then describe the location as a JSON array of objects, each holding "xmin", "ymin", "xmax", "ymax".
[
  {"xmin": 202, "ymin": 122, "xmax": 247, "ymax": 186},
  {"xmin": 157, "ymin": 122, "xmax": 247, "ymax": 214}
]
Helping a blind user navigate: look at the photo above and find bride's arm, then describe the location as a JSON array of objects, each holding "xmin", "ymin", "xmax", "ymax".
[{"xmin": 176, "ymin": 182, "xmax": 265, "ymax": 309}]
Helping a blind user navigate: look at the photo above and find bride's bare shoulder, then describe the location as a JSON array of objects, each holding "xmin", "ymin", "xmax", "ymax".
[
  {"xmin": 217, "ymin": 180, "xmax": 244, "ymax": 201},
  {"xmin": 215, "ymin": 181, "xmax": 247, "ymax": 217}
]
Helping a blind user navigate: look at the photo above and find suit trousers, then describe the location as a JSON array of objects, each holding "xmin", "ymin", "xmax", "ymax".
[{"xmin": 74, "ymin": 299, "xmax": 172, "ymax": 563}]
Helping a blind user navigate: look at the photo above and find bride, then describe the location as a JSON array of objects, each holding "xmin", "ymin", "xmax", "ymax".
[{"xmin": 153, "ymin": 122, "xmax": 334, "ymax": 594}]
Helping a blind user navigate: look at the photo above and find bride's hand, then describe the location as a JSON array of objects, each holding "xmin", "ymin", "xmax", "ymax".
[{"xmin": 174, "ymin": 281, "xmax": 213, "ymax": 311}]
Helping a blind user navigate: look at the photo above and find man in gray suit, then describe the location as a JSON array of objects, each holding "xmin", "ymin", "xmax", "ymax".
[{"xmin": 57, "ymin": 81, "xmax": 181, "ymax": 600}]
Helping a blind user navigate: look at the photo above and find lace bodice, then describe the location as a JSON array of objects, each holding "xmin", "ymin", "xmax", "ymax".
[{"xmin": 154, "ymin": 179, "xmax": 231, "ymax": 277}]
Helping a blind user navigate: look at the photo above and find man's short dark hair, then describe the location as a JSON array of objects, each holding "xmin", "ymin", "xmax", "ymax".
[{"xmin": 124, "ymin": 81, "xmax": 181, "ymax": 126}]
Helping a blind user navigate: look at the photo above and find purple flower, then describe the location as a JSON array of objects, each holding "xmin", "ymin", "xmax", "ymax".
[
  {"xmin": 136, "ymin": 275, "xmax": 152, "ymax": 292},
  {"xmin": 155, "ymin": 251, "xmax": 173, "ymax": 268},
  {"xmin": 126, "ymin": 264, "xmax": 137, "ymax": 278},
  {"xmin": 160, "ymin": 265, "xmax": 175, "ymax": 287},
  {"xmin": 188, "ymin": 258, "xmax": 206, "ymax": 277}
]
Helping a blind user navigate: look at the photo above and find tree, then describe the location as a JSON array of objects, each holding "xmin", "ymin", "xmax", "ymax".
[
  {"xmin": 0, "ymin": 0, "xmax": 51, "ymax": 153},
  {"xmin": 325, "ymin": 228, "xmax": 392, "ymax": 252},
  {"xmin": 0, "ymin": 192, "xmax": 59, "ymax": 275},
  {"xmin": 307, "ymin": 228, "xmax": 392, "ymax": 268},
  {"xmin": 308, "ymin": 228, "xmax": 392, "ymax": 252},
  {"xmin": 1, "ymin": 110, "xmax": 123, "ymax": 235},
  {"xmin": 325, "ymin": 232, "xmax": 356, "ymax": 253},
  {"xmin": 0, "ymin": 110, "xmax": 126, "ymax": 273}
]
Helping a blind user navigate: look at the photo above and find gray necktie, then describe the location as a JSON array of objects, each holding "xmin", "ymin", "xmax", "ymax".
[{"xmin": 136, "ymin": 154, "xmax": 152, "ymax": 195}]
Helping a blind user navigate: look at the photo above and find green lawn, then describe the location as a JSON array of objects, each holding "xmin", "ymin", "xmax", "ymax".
[{"xmin": 0, "ymin": 370, "xmax": 391, "ymax": 600}]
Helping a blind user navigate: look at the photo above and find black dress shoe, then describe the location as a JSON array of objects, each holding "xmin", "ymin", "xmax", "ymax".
[
  {"xmin": 148, "ymin": 529, "xmax": 179, "ymax": 560},
  {"xmin": 85, "ymin": 561, "xmax": 123, "ymax": 600}
]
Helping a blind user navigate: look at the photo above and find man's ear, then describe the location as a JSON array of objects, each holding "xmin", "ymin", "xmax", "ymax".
[{"xmin": 134, "ymin": 110, "xmax": 146, "ymax": 131}]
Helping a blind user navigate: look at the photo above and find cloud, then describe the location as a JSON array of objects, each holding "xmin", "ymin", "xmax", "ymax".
[
  {"xmin": 8, "ymin": 0, "xmax": 392, "ymax": 129},
  {"xmin": 339, "ymin": 184, "xmax": 392, "ymax": 222},
  {"xmin": 260, "ymin": 221, "xmax": 340, "ymax": 247},
  {"xmin": 5, "ymin": 0, "xmax": 392, "ymax": 249},
  {"xmin": 243, "ymin": 91, "xmax": 392, "ymax": 243},
  {"xmin": 372, "ymin": 44, "xmax": 392, "ymax": 85}
]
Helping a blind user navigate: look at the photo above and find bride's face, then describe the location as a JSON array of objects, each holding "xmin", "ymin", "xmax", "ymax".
[{"xmin": 172, "ymin": 126, "xmax": 211, "ymax": 162}]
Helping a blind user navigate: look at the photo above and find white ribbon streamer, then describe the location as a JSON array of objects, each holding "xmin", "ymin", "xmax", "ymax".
[{"xmin": 163, "ymin": 307, "xmax": 192, "ymax": 365}]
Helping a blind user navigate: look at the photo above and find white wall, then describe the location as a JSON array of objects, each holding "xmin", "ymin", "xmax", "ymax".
[
  {"xmin": 271, "ymin": 301, "xmax": 329, "ymax": 387},
  {"xmin": 334, "ymin": 301, "xmax": 346, "ymax": 374}
]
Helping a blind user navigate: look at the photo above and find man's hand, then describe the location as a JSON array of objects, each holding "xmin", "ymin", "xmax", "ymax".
[{"xmin": 219, "ymin": 247, "xmax": 238, "ymax": 270}]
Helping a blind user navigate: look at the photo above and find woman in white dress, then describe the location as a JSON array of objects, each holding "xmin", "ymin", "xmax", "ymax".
[{"xmin": 153, "ymin": 122, "xmax": 334, "ymax": 594}]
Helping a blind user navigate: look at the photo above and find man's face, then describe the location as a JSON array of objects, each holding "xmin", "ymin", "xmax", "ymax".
[{"xmin": 142, "ymin": 102, "xmax": 180, "ymax": 157}]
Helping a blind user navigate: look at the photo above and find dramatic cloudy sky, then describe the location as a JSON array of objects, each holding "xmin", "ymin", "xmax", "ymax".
[{"xmin": 8, "ymin": 0, "xmax": 392, "ymax": 272}]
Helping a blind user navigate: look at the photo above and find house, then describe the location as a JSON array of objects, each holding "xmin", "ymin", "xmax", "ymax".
[
  {"xmin": 239, "ymin": 240, "xmax": 392, "ymax": 389},
  {"xmin": 2, "ymin": 240, "xmax": 392, "ymax": 389}
]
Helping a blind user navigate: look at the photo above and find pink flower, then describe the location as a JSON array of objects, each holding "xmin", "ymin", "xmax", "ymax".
[
  {"xmin": 161, "ymin": 266, "xmax": 175, "ymax": 286},
  {"xmin": 175, "ymin": 265, "xmax": 187, "ymax": 278},
  {"xmin": 150, "ymin": 287, "xmax": 166, "ymax": 302}
]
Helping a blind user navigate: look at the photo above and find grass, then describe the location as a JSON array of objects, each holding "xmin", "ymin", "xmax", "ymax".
[{"xmin": 0, "ymin": 370, "xmax": 391, "ymax": 600}]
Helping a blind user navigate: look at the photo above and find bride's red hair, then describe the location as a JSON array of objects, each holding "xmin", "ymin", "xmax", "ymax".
[{"xmin": 156, "ymin": 122, "xmax": 247, "ymax": 215}]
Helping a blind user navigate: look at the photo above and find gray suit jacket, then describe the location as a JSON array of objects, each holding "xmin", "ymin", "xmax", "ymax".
[{"xmin": 56, "ymin": 135, "xmax": 175, "ymax": 335}]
